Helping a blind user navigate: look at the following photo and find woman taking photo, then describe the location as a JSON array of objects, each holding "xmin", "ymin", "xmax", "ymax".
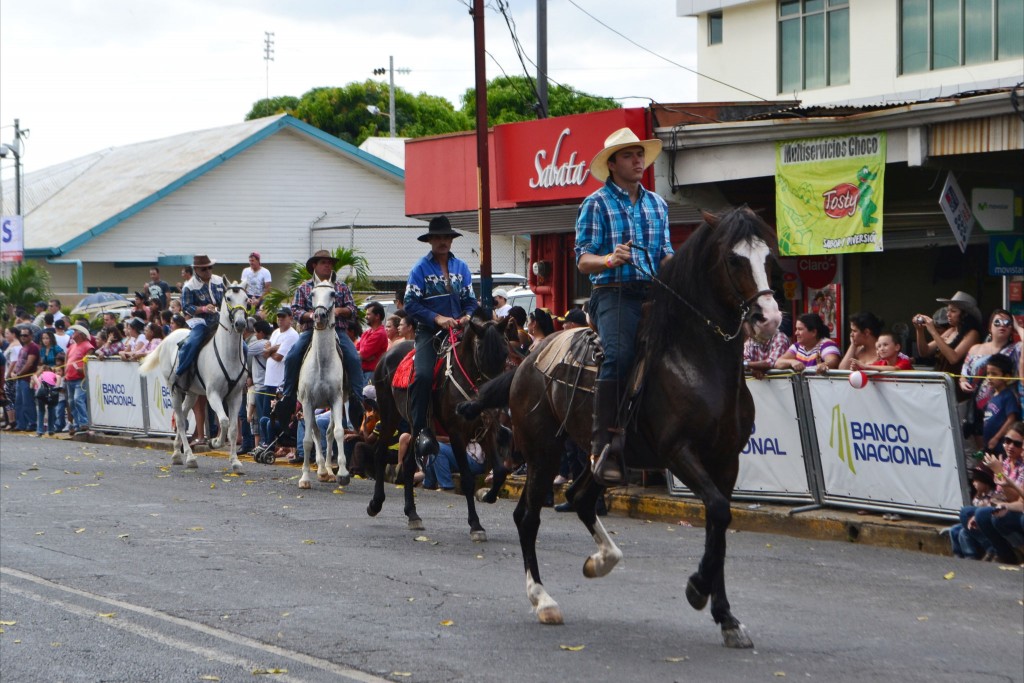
[
  {"xmin": 839, "ymin": 311, "xmax": 883, "ymax": 370},
  {"xmin": 913, "ymin": 291, "xmax": 983, "ymax": 401},
  {"xmin": 774, "ymin": 313, "xmax": 841, "ymax": 374}
]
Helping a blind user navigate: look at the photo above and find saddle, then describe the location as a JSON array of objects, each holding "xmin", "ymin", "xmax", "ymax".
[
  {"xmin": 533, "ymin": 327, "xmax": 602, "ymax": 394},
  {"xmin": 392, "ymin": 349, "xmax": 445, "ymax": 391}
]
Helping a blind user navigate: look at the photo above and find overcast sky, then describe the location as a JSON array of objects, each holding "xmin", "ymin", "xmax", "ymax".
[{"xmin": 0, "ymin": 0, "xmax": 697, "ymax": 176}]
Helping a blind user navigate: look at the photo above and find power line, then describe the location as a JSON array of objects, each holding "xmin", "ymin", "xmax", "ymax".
[
  {"xmin": 495, "ymin": 1, "xmax": 544, "ymax": 114},
  {"xmin": 564, "ymin": 0, "xmax": 768, "ymax": 102}
]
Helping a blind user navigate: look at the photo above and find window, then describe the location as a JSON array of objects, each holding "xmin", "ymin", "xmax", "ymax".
[
  {"xmin": 778, "ymin": 0, "xmax": 850, "ymax": 93},
  {"xmin": 708, "ymin": 11, "xmax": 723, "ymax": 45},
  {"xmin": 900, "ymin": 0, "xmax": 1024, "ymax": 74}
]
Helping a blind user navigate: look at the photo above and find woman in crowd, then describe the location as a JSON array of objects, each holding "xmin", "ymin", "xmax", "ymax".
[
  {"xmin": 395, "ymin": 310, "xmax": 415, "ymax": 342},
  {"xmin": 94, "ymin": 325, "xmax": 125, "ymax": 358},
  {"xmin": 169, "ymin": 314, "xmax": 188, "ymax": 333},
  {"xmin": 119, "ymin": 318, "xmax": 148, "ymax": 360},
  {"xmin": 36, "ymin": 330, "xmax": 64, "ymax": 370},
  {"xmin": 960, "ymin": 309, "xmax": 1022, "ymax": 449},
  {"xmin": 972, "ymin": 421, "xmax": 1024, "ymax": 564},
  {"xmin": 142, "ymin": 321, "xmax": 165, "ymax": 356},
  {"xmin": 146, "ymin": 299, "xmax": 162, "ymax": 323},
  {"xmin": 526, "ymin": 308, "xmax": 554, "ymax": 354},
  {"xmin": 913, "ymin": 291, "xmax": 983, "ymax": 400},
  {"xmin": 131, "ymin": 292, "xmax": 150, "ymax": 321},
  {"xmin": 3, "ymin": 327, "xmax": 23, "ymax": 430},
  {"xmin": 839, "ymin": 311, "xmax": 883, "ymax": 370},
  {"xmin": 774, "ymin": 313, "xmax": 841, "ymax": 373},
  {"xmin": 384, "ymin": 314, "xmax": 402, "ymax": 348}
]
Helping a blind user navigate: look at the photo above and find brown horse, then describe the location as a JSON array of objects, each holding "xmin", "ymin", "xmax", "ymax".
[
  {"xmin": 367, "ymin": 317, "xmax": 511, "ymax": 541},
  {"xmin": 460, "ymin": 206, "xmax": 782, "ymax": 647}
]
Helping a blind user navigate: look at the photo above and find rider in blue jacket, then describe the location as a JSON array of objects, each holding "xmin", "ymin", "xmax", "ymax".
[{"xmin": 175, "ymin": 254, "xmax": 225, "ymax": 389}]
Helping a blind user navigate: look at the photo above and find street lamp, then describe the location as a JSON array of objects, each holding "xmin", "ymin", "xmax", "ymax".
[
  {"xmin": 370, "ymin": 56, "xmax": 410, "ymax": 138},
  {"xmin": 0, "ymin": 142, "xmax": 21, "ymax": 216}
]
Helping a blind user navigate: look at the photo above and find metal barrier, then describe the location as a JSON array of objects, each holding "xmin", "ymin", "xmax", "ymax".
[
  {"xmin": 85, "ymin": 358, "xmax": 188, "ymax": 438},
  {"xmin": 668, "ymin": 370, "xmax": 970, "ymax": 521}
]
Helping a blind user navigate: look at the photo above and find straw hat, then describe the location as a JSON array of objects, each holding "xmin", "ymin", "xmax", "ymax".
[
  {"xmin": 935, "ymin": 291, "xmax": 982, "ymax": 324},
  {"xmin": 589, "ymin": 127, "xmax": 662, "ymax": 182}
]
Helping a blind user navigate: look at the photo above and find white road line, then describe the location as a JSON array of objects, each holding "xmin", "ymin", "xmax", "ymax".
[{"xmin": 1, "ymin": 566, "xmax": 391, "ymax": 683}]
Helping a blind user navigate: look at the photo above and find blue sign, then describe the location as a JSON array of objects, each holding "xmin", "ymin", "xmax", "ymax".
[{"xmin": 989, "ymin": 234, "xmax": 1024, "ymax": 276}]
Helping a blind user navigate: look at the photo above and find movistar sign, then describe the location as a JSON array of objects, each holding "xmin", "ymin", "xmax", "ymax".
[{"xmin": 990, "ymin": 234, "xmax": 1024, "ymax": 276}]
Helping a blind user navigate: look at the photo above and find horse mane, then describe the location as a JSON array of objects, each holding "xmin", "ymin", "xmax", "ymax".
[
  {"xmin": 467, "ymin": 320, "xmax": 509, "ymax": 378},
  {"xmin": 643, "ymin": 206, "xmax": 775, "ymax": 361}
]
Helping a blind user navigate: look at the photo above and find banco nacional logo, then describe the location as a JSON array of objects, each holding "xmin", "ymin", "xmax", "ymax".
[{"xmin": 830, "ymin": 405, "xmax": 856, "ymax": 474}]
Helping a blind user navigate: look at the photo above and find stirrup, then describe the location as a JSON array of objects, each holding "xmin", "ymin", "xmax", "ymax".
[{"xmin": 590, "ymin": 434, "xmax": 625, "ymax": 487}]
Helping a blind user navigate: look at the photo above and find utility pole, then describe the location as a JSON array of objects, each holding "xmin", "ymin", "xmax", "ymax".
[
  {"xmin": 473, "ymin": 0, "xmax": 493, "ymax": 305},
  {"xmin": 263, "ymin": 31, "xmax": 275, "ymax": 101},
  {"xmin": 536, "ymin": 0, "xmax": 548, "ymax": 118},
  {"xmin": 372, "ymin": 57, "xmax": 410, "ymax": 138}
]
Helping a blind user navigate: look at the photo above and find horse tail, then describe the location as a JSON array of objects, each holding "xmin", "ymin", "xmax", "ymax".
[
  {"xmin": 138, "ymin": 345, "xmax": 163, "ymax": 375},
  {"xmin": 456, "ymin": 370, "xmax": 515, "ymax": 419}
]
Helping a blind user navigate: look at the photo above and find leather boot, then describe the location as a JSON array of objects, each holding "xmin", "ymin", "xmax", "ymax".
[{"xmin": 590, "ymin": 379, "xmax": 626, "ymax": 486}]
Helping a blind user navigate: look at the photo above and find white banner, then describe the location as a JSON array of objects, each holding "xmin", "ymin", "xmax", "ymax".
[
  {"xmin": 806, "ymin": 375, "xmax": 964, "ymax": 514},
  {"xmin": 671, "ymin": 376, "xmax": 812, "ymax": 500},
  {"xmin": 87, "ymin": 359, "xmax": 146, "ymax": 432},
  {"xmin": 146, "ymin": 373, "xmax": 177, "ymax": 434},
  {"xmin": 1, "ymin": 215, "xmax": 24, "ymax": 262}
]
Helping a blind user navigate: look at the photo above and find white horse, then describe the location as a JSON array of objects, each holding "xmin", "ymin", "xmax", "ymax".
[
  {"xmin": 297, "ymin": 278, "xmax": 352, "ymax": 489},
  {"xmin": 140, "ymin": 280, "xmax": 249, "ymax": 473}
]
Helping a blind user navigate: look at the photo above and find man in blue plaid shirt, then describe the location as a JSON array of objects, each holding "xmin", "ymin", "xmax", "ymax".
[
  {"xmin": 273, "ymin": 249, "xmax": 364, "ymax": 432},
  {"xmin": 574, "ymin": 128, "xmax": 673, "ymax": 486}
]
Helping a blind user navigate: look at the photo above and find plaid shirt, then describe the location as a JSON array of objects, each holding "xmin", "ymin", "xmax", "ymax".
[
  {"xmin": 574, "ymin": 178, "xmax": 672, "ymax": 285},
  {"xmin": 743, "ymin": 332, "xmax": 791, "ymax": 366},
  {"xmin": 292, "ymin": 278, "xmax": 356, "ymax": 332}
]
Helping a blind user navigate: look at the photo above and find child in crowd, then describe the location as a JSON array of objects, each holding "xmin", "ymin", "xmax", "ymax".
[
  {"xmin": 981, "ymin": 354, "xmax": 1020, "ymax": 456},
  {"xmin": 851, "ymin": 332, "xmax": 913, "ymax": 371},
  {"xmin": 31, "ymin": 364, "xmax": 60, "ymax": 437},
  {"xmin": 949, "ymin": 467, "xmax": 996, "ymax": 558}
]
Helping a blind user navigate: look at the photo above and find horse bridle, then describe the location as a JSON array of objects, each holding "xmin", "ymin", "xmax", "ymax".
[
  {"xmin": 311, "ymin": 284, "xmax": 336, "ymax": 331},
  {"xmin": 631, "ymin": 243, "xmax": 773, "ymax": 342}
]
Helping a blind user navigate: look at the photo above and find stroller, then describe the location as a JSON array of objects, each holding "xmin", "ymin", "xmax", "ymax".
[{"xmin": 250, "ymin": 407, "xmax": 299, "ymax": 465}]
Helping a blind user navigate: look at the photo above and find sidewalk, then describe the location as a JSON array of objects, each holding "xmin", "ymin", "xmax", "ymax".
[{"xmin": 70, "ymin": 431, "xmax": 952, "ymax": 557}]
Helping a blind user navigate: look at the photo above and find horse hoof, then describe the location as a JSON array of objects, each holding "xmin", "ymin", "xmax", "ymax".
[
  {"xmin": 230, "ymin": 463, "xmax": 244, "ymax": 475},
  {"xmin": 408, "ymin": 518, "xmax": 425, "ymax": 531},
  {"xmin": 536, "ymin": 606, "xmax": 564, "ymax": 625},
  {"xmin": 722, "ymin": 624, "xmax": 753, "ymax": 649},
  {"xmin": 318, "ymin": 473, "xmax": 333, "ymax": 482},
  {"xmin": 470, "ymin": 529, "xmax": 487, "ymax": 543},
  {"xmin": 186, "ymin": 459, "xmax": 198, "ymax": 469},
  {"xmin": 685, "ymin": 579, "xmax": 709, "ymax": 611},
  {"xmin": 475, "ymin": 488, "xmax": 488, "ymax": 502},
  {"xmin": 336, "ymin": 475, "xmax": 351, "ymax": 486},
  {"xmin": 298, "ymin": 480, "xmax": 311, "ymax": 490},
  {"xmin": 583, "ymin": 557, "xmax": 598, "ymax": 579},
  {"xmin": 171, "ymin": 456, "xmax": 184, "ymax": 466},
  {"xmin": 367, "ymin": 501, "xmax": 382, "ymax": 517}
]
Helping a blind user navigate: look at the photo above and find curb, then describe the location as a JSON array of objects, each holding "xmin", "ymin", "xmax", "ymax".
[{"xmin": 68, "ymin": 432, "xmax": 951, "ymax": 557}]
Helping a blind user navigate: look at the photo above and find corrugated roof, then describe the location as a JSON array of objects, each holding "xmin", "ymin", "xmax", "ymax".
[{"xmin": 14, "ymin": 115, "xmax": 405, "ymax": 257}]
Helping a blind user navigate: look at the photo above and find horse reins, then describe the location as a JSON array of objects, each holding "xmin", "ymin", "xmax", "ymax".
[{"xmin": 630, "ymin": 242, "xmax": 772, "ymax": 342}]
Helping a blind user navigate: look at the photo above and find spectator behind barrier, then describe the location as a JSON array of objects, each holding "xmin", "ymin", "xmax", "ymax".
[
  {"xmin": 839, "ymin": 311, "xmax": 883, "ymax": 370},
  {"xmin": 959, "ymin": 309, "xmax": 1022, "ymax": 450},
  {"xmin": 850, "ymin": 332, "xmax": 912, "ymax": 371},
  {"xmin": 973, "ymin": 421, "xmax": 1024, "ymax": 564},
  {"xmin": 980, "ymin": 354, "xmax": 1020, "ymax": 457},
  {"xmin": 774, "ymin": 313, "xmax": 840, "ymax": 375},
  {"xmin": 913, "ymin": 291, "xmax": 983, "ymax": 402}
]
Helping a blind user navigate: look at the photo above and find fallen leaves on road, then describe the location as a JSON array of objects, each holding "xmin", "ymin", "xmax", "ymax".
[
  {"xmin": 664, "ymin": 656, "xmax": 689, "ymax": 662},
  {"xmin": 302, "ymin": 539, "xmax": 316, "ymax": 545},
  {"xmin": 74, "ymin": 528, "xmax": 85, "ymax": 534},
  {"xmin": 943, "ymin": 571, "xmax": 955, "ymax": 580},
  {"xmin": 251, "ymin": 668, "xmax": 287, "ymax": 675},
  {"xmin": 414, "ymin": 536, "xmax": 430, "ymax": 542},
  {"xmin": 98, "ymin": 612, "xmax": 115, "ymax": 618},
  {"xmin": 559, "ymin": 644, "xmax": 585, "ymax": 651}
]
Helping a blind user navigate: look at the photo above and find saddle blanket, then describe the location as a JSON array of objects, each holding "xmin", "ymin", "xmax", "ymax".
[
  {"xmin": 534, "ymin": 327, "xmax": 601, "ymax": 393},
  {"xmin": 392, "ymin": 350, "xmax": 445, "ymax": 390}
]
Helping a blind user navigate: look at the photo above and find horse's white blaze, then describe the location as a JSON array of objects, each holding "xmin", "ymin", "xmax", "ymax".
[
  {"xmin": 583, "ymin": 519, "xmax": 623, "ymax": 579},
  {"xmin": 732, "ymin": 238, "xmax": 782, "ymax": 336}
]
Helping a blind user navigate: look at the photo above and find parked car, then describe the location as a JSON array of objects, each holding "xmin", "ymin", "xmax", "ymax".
[
  {"xmin": 69, "ymin": 292, "xmax": 133, "ymax": 321},
  {"xmin": 504, "ymin": 286, "xmax": 536, "ymax": 314}
]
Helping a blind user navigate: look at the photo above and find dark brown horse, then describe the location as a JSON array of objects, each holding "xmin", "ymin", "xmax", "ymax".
[
  {"xmin": 461, "ymin": 206, "xmax": 782, "ymax": 647},
  {"xmin": 367, "ymin": 317, "xmax": 511, "ymax": 541}
]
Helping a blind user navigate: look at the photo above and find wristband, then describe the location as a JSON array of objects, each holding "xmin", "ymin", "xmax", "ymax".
[
  {"xmin": 995, "ymin": 473, "xmax": 1006, "ymax": 482},
  {"xmin": 605, "ymin": 254, "xmax": 615, "ymax": 269}
]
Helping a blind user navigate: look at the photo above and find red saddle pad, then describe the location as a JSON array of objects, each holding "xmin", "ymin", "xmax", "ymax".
[{"xmin": 392, "ymin": 350, "xmax": 444, "ymax": 390}]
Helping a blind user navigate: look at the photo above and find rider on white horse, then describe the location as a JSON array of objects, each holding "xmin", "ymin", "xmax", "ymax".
[
  {"xmin": 175, "ymin": 254, "xmax": 225, "ymax": 390},
  {"xmin": 273, "ymin": 249, "xmax": 364, "ymax": 430}
]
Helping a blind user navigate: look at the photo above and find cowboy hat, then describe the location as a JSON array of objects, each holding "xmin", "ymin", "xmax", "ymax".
[
  {"xmin": 69, "ymin": 324, "xmax": 90, "ymax": 337},
  {"xmin": 192, "ymin": 254, "xmax": 216, "ymax": 268},
  {"xmin": 417, "ymin": 215, "xmax": 462, "ymax": 243},
  {"xmin": 936, "ymin": 291, "xmax": 982, "ymax": 324},
  {"xmin": 589, "ymin": 127, "xmax": 662, "ymax": 182},
  {"xmin": 305, "ymin": 249, "xmax": 338, "ymax": 273}
]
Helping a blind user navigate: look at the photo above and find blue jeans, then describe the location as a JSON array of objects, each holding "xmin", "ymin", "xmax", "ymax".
[
  {"xmin": 15, "ymin": 379, "xmax": 36, "ymax": 431},
  {"xmin": 589, "ymin": 284, "xmax": 647, "ymax": 382},
  {"xmin": 297, "ymin": 411, "xmax": 332, "ymax": 460},
  {"xmin": 411, "ymin": 325, "xmax": 439, "ymax": 437},
  {"xmin": 176, "ymin": 322, "xmax": 206, "ymax": 375},
  {"xmin": 424, "ymin": 442, "xmax": 488, "ymax": 490},
  {"xmin": 975, "ymin": 506, "xmax": 1024, "ymax": 562},
  {"xmin": 35, "ymin": 399, "xmax": 57, "ymax": 435},
  {"xmin": 54, "ymin": 389, "xmax": 67, "ymax": 432},
  {"xmin": 255, "ymin": 385, "xmax": 276, "ymax": 433},
  {"xmin": 66, "ymin": 378, "xmax": 88, "ymax": 430},
  {"xmin": 239, "ymin": 392, "xmax": 254, "ymax": 453},
  {"xmin": 956, "ymin": 505, "xmax": 993, "ymax": 558}
]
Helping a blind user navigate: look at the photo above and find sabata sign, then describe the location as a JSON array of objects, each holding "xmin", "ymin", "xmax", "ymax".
[{"xmin": 775, "ymin": 133, "xmax": 886, "ymax": 256}]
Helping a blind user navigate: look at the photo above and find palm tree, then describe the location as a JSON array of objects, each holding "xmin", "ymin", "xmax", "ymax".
[
  {"xmin": 0, "ymin": 262, "xmax": 51, "ymax": 324},
  {"xmin": 260, "ymin": 247, "xmax": 373, "ymax": 318}
]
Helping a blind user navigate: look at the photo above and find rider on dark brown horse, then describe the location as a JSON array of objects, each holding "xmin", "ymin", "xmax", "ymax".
[
  {"xmin": 404, "ymin": 215, "xmax": 479, "ymax": 456},
  {"xmin": 574, "ymin": 128, "xmax": 674, "ymax": 486}
]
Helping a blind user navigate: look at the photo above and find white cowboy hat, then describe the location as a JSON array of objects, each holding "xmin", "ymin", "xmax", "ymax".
[
  {"xmin": 936, "ymin": 291, "xmax": 982, "ymax": 324},
  {"xmin": 589, "ymin": 127, "xmax": 662, "ymax": 182}
]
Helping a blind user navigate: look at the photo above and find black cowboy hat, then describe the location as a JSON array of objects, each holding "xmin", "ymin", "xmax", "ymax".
[
  {"xmin": 417, "ymin": 215, "xmax": 462, "ymax": 243},
  {"xmin": 305, "ymin": 249, "xmax": 338, "ymax": 273}
]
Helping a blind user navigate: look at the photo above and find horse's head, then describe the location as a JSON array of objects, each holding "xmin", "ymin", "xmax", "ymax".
[
  {"xmin": 222, "ymin": 281, "xmax": 249, "ymax": 333},
  {"xmin": 466, "ymin": 317, "xmax": 511, "ymax": 380},
  {"xmin": 310, "ymin": 278, "xmax": 337, "ymax": 330}
]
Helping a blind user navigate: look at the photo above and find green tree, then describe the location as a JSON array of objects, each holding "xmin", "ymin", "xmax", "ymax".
[
  {"xmin": 245, "ymin": 95, "xmax": 301, "ymax": 120},
  {"xmin": 0, "ymin": 261, "xmax": 51, "ymax": 325},
  {"xmin": 461, "ymin": 76, "xmax": 619, "ymax": 127},
  {"xmin": 260, "ymin": 247, "xmax": 373, "ymax": 319}
]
